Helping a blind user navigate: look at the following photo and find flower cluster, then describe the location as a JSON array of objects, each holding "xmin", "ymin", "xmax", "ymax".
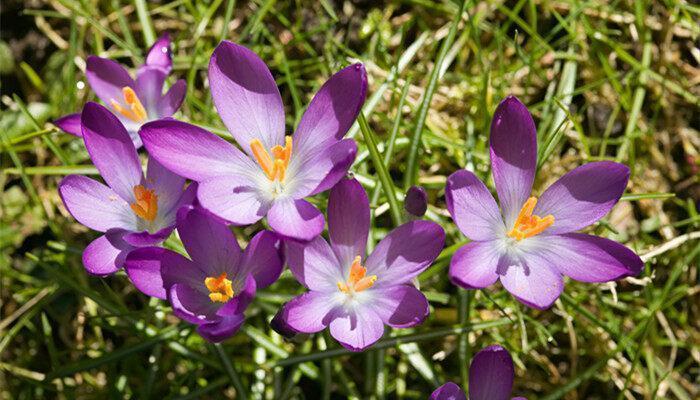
[{"xmin": 56, "ymin": 33, "xmax": 644, "ymax": 394}]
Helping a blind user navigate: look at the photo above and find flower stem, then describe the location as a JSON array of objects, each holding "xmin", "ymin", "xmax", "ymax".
[{"xmin": 213, "ymin": 343, "xmax": 247, "ymax": 400}]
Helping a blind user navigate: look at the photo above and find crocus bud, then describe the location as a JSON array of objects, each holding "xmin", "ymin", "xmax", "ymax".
[{"xmin": 404, "ymin": 185, "xmax": 428, "ymax": 217}]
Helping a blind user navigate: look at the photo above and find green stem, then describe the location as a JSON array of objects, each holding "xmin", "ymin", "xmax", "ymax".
[
  {"xmin": 133, "ymin": 0, "xmax": 156, "ymax": 45},
  {"xmin": 213, "ymin": 343, "xmax": 247, "ymax": 400}
]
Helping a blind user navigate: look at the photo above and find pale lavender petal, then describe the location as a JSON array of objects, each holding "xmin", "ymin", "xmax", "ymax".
[
  {"xmin": 156, "ymin": 79, "xmax": 186, "ymax": 117},
  {"xmin": 144, "ymin": 33, "xmax": 172, "ymax": 73},
  {"xmin": 364, "ymin": 220, "xmax": 445, "ymax": 286},
  {"xmin": 169, "ymin": 283, "xmax": 218, "ymax": 324},
  {"xmin": 208, "ymin": 41, "xmax": 284, "ymax": 152},
  {"xmin": 81, "ymin": 102, "xmax": 143, "ymax": 201},
  {"xmin": 430, "ymin": 382, "xmax": 466, "ymax": 400},
  {"xmin": 135, "ymin": 67, "xmax": 166, "ymax": 113},
  {"xmin": 279, "ymin": 291, "xmax": 339, "ymax": 333},
  {"xmin": 82, "ymin": 230, "xmax": 133, "ymax": 276},
  {"xmin": 449, "ymin": 240, "xmax": 503, "ymax": 289},
  {"xmin": 197, "ymin": 175, "xmax": 270, "ymax": 226},
  {"xmin": 404, "ymin": 185, "xmax": 428, "ymax": 217},
  {"xmin": 534, "ymin": 162, "xmax": 630, "ymax": 234},
  {"xmin": 54, "ymin": 113, "xmax": 82, "ymax": 137},
  {"xmin": 58, "ymin": 175, "xmax": 136, "ymax": 232},
  {"xmin": 489, "ymin": 96, "xmax": 537, "ymax": 227},
  {"xmin": 158, "ymin": 182, "xmax": 197, "ymax": 227},
  {"xmin": 85, "ymin": 56, "xmax": 136, "ymax": 106},
  {"xmin": 445, "ymin": 169, "xmax": 504, "ymax": 241},
  {"xmin": 290, "ymin": 138, "xmax": 357, "ymax": 198},
  {"xmin": 239, "ymin": 230, "xmax": 283, "ymax": 289},
  {"xmin": 286, "ymin": 236, "xmax": 343, "ymax": 292},
  {"xmin": 139, "ymin": 119, "xmax": 257, "ymax": 181},
  {"xmin": 367, "ymin": 285, "xmax": 429, "ymax": 328},
  {"xmin": 328, "ymin": 178, "xmax": 369, "ymax": 268},
  {"xmin": 469, "ymin": 345, "xmax": 515, "ymax": 400},
  {"xmin": 498, "ymin": 253, "xmax": 563, "ymax": 310},
  {"xmin": 146, "ymin": 156, "xmax": 185, "ymax": 215},
  {"xmin": 329, "ymin": 306, "xmax": 384, "ymax": 352},
  {"xmin": 525, "ymin": 233, "xmax": 643, "ymax": 282},
  {"xmin": 267, "ymin": 198, "xmax": 324, "ymax": 241},
  {"xmin": 293, "ymin": 63, "xmax": 367, "ymax": 156},
  {"xmin": 197, "ymin": 314, "xmax": 245, "ymax": 342}
]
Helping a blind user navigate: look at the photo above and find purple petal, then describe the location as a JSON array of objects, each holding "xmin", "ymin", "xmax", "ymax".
[
  {"xmin": 404, "ymin": 185, "xmax": 428, "ymax": 217},
  {"xmin": 122, "ymin": 226, "xmax": 173, "ymax": 247},
  {"xmin": 286, "ymin": 236, "xmax": 344, "ymax": 292},
  {"xmin": 58, "ymin": 175, "xmax": 136, "ymax": 232},
  {"xmin": 469, "ymin": 345, "xmax": 515, "ymax": 400},
  {"xmin": 82, "ymin": 230, "xmax": 133, "ymax": 276},
  {"xmin": 328, "ymin": 306, "xmax": 384, "ymax": 352},
  {"xmin": 176, "ymin": 205, "xmax": 242, "ymax": 275},
  {"xmin": 135, "ymin": 67, "xmax": 166, "ymax": 112},
  {"xmin": 445, "ymin": 169, "xmax": 505, "ymax": 241},
  {"xmin": 158, "ymin": 182, "xmax": 197, "ymax": 228},
  {"xmin": 498, "ymin": 253, "xmax": 563, "ymax": 310},
  {"xmin": 278, "ymin": 291, "xmax": 339, "ymax": 333},
  {"xmin": 124, "ymin": 246, "xmax": 173, "ymax": 299},
  {"xmin": 328, "ymin": 178, "xmax": 370, "ymax": 268},
  {"xmin": 197, "ymin": 314, "xmax": 245, "ymax": 342},
  {"xmin": 267, "ymin": 198, "xmax": 324, "ymax": 241},
  {"xmin": 489, "ymin": 96, "xmax": 537, "ymax": 227},
  {"xmin": 197, "ymin": 175, "xmax": 270, "ymax": 226},
  {"xmin": 367, "ymin": 285, "xmax": 429, "ymax": 328},
  {"xmin": 526, "ymin": 233, "xmax": 643, "ymax": 282},
  {"xmin": 208, "ymin": 41, "xmax": 285, "ymax": 152},
  {"xmin": 534, "ymin": 161, "xmax": 630, "ymax": 234},
  {"xmin": 156, "ymin": 79, "xmax": 186, "ymax": 117},
  {"xmin": 54, "ymin": 113, "xmax": 82, "ymax": 137},
  {"xmin": 169, "ymin": 283, "xmax": 218, "ymax": 324},
  {"xmin": 449, "ymin": 240, "xmax": 503, "ymax": 289},
  {"xmin": 85, "ymin": 56, "xmax": 136, "ymax": 106},
  {"xmin": 270, "ymin": 308, "xmax": 300, "ymax": 338},
  {"xmin": 81, "ymin": 102, "xmax": 143, "ymax": 201},
  {"xmin": 239, "ymin": 230, "xmax": 283, "ymax": 289},
  {"xmin": 145, "ymin": 156, "xmax": 186, "ymax": 217},
  {"xmin": 364, "ymin": 220, "xmax": 445, "ymax": 286},
  {"xmin": 292, "ymin": 63, "xmax": 367, "ymax": 156},
  {"xmin": 139, "ymin": 119, "xmax": 256, "ymax": 181},
  {"xmin": 144, "ymin": 33, "xmax": 172, "ymax": 73},
  {"xmin": 430, "ymin": 382, "xmax": 466, "ymax": 400},
  {"xmin": 290, "ymin": 138, "xmax": 357, "ymax": 198}
]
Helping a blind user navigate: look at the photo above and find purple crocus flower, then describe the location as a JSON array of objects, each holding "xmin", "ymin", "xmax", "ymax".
[
  {"xmin": 139, "ymin": 41, "xmax": 367, "ymax": 241},
  {"xmin": 445, "ymin": 96, "xmax": 643, "ymax": 309},
  {"xmin": 275, "ymin": 178, "xmax": 445, "ymax": 351},
  {"xmin": 58, "ymin": 102, "xmax": 195, "ymax": 275},
  {"xmin": 55, "ymin": 33, "xmax": 186, "ymax": 147},
  {"xmin": 123, "ymin": 206, "xmax": 284, "ymax": 342},
  {"xmin": 430, "ymin": 345, "xmax": 525, "ymax": 400}
]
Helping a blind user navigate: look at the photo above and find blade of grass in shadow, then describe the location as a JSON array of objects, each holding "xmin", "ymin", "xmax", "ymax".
[{"xmin": 213, "ymin": 343, "xmax": 248, "ymax": 400}]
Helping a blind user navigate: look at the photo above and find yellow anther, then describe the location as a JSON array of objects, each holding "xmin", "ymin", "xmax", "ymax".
[
  {"xmin": 337, "ymin": 255, "xmax": 377, "ymax": 294},
  {"xmin": 249, "ymin": 136, "xmax": 293, "ymax": 182},
  {"xmin": 204, "ymin": 272, "xmax": 234, "ymax": 303},
  {"xmin": 506, "ymin": 196, "xmax": 555, "ymax": 241},
  {"xmin": 130, "ymin": 185, "xmax": 158, "ymax": 222},
  {"xmin": 110, "ymin": 87, "xmax": 148, "ymax": 123}
]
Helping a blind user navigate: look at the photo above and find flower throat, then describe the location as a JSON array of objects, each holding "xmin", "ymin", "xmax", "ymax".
[{"xmin": 506, "ymin": 197, "xmax": 554, "ymax": 241}]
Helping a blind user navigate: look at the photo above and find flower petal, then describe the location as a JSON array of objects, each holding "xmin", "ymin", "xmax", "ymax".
[
  {"xmin": 367, "ymin": 285, "xmax": 429, "ymax": 328},
  {"xmin": 267, "ymin": 198, "xmax": 324, "ymax": 241},
  {"xmin": 139, "ymin": 119, "xmax": 257, "ymax": 181},
  {"xmin": 144, "ymin": 33, "xmax": 172, "ymax": 73},
  {"xmin": 156, "ymin": 79, "xmax": 186, "ymax": 117},
  {"xmin": 489, "ymin": 96, "xmax": 537, "ymax": 228},
  {"xmin": 278, "ymin": 291, "xmax": 339, "ymax": 333},
  {"xmin": 169, "ymin": 283, "xmax": 218, "ymax": 324},
  {"xmin": 124, "ymin": 246, "xmax": 177, "ymax": 299},
  {"xmin": 197, "ymin": 314, "xmax": 246, "ymax": 342},
  {"xmin": 122, "ymin": 226, "xmax": 173, "ymax": 247},
  {"xmin": 286, "ymin": 236, "xmax": 344, "ymax": 292},
  {"xmin": 81, "ymin": 102, "xmax": 143, "ymax": 201},
  {"xmin": 469, "ymin": 345, "xmax": 515, "ymax": 400},
  {"xmin": 498, "ymin": 253, "xmax": 563, "ymax": 310},
  {"xmin": 449, "ymin": 240, "xmax": 504, "ymax": 289},
  {"xmin": 445, "ymin": 169, "xmax": 505, "ymax": 241},
  {"xmin": 208, "ymin": 41, "xmax": 284, "ymax": 152},
  {"xmin": 54, "ymin": 113, "xmax": 82, "ymax": 137},
  {"xmin": 146, "ymin": 156, "xmax": 185, "ymax": 214},
  {"xmin": 85, "ymin": 56, "xmax": 136, "ymax": 106},
  {"xmin": 525, "ymin": 233, "xmax": 643, "ymax": 282},
  {"xmin": 197, "ymin": 175, "xmax": 270, "ymax": 226},
  {"xmin": 404, "ymin": 185, "xmax": 428, "ymax": 217},
  {"xmin": 329, "ymin": 306, "xmax": 384, "ymax": 352},
  {"xmin": 430, "ymin": 382, "xmax": 466, "ymax": 400},
  {"xmin": 534, "ymin": 161, "xmax": 630, "ymax": 234},
  {"xmin": 59, "ymin": 175, "xmax": 136, "ymax": 232},
  {"xmin": 292, "ymin": 63, "xmax": 367, "ymax": 156},
  {"xmin": 239, "ymin": 230, "xmax": 283, "ymax": 289},
  {"xmin": 82, "ymin": 230, "xmax": 133, "ymax": 276},
  {"xmin": 289, "ymin": 138, "xmax": 357, "ymax": 198},
  {"xmin": 135, "ymin": 66, "xmax": 166, "ymax": 112},
  {"xmin": 365, "ymin": 220, "xmax": 445, "ymax": 285},
  {"xmin": 328, "ymin": 178, "xmax": 370, "ymax": 267}
]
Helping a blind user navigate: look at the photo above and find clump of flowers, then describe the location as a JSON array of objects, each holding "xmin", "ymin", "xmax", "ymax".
[{"xmin": 445, "ymin": 96, "xmax": 643, "ymax": 309}]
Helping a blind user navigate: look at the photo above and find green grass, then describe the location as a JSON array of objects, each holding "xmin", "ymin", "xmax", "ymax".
[{"xmin": 2, "ymin": 0, "xmax": 699, "ymax": 398}]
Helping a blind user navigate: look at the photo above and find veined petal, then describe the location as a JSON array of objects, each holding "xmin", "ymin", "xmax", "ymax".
[
  {"xmin": 126, "ymin": 246, "xmax": 202, "ymax": 299},
  {"xmin": 328, "ymin": 177, "xmax": 370, "ymax": 267},
  {"xmin": 239, "ymin": 230, "xmax": 283, "ymax": 289},
  {"xmin": 279, "ymin": 291, "xmax": 341, "ymax": 333},
  {"xmin": 59, "ymin": 175, "xmax": 137, "ymax": 232},
  {"xmin": 445, "ymin": 169, "xmax": 505, "ymax": 241},
  {"xmin": 169, "ymin": 283, "xmax": 219, "ymax": 324},
  {"xmin": 81, "ymin": 102, "xmax": 144, "ymax": 202},
  {"xmin": 86, "ymin": 56, "xmax": 136, "ymax": 107},
  {"xmin": 144, "ymin": 33, "xmax": 172, "ymax": 73},
  {"xmin": 156, "ymin": 79, "xmax": 186, "ymax": 117},
  {"xmin": 430, "ymin": 382, "xmax": 466, "ymax": 400},
  {"xmin": 197, "ymin": 314, "xmax": 245, "ymax": 343},
  {"xmin": 267, "ymin": 198, "xmax": 324, "ymax": 241},
  {"xmin": 449, "ymin": 240, "xmax": 504, "ymax": 289},
  {"xmin": 208, "ymin": 41, "xmax": 285, "ymax": 152},
  {"xmin": 293, "ymin": 63, "xmax": 367, "ymax": 156},
  {"xmin": 489, "ymin": 96, "xmax": 537, "ymax": 228},
  {"xmin": 146, "ymin": 156, "xmax": 185, "ymax": 216},
  {"xmin": 329, "ymin": 306, "xmax": 384, "ymax": 352},
  {"xmin": 82, "ymin": 230, "xmax": 133, "ymax": 276},
  {"xmin": 366, "ymin": 285, "xmax": 429, "ymax": 328},
  {"xmin": 534, "ymin": 161, "xmax": 630, "ymax": 234},
  {"xmin": 286, "ymin": 236, "xmax": 344, "ymax": 292},
  {"xmin": 54, "ymin": 113, "xmax": 82, "ymax": 137},
  {"xmin": 289, "ymin": 138, "xmax": 357, "ymax": 198},
  {"xmin": 135, "ymin": 66, "xmax": 166, "ymax": 113},
  {"xmin": 498, "ymin": 252, "xmax": 563, "ymax": 310},
  {"xmin": 469, "ymin": 345, "xmax": 515, "ymax": 400},
  {"xmin": 197, "ymin": 175, "xmax": 270, "ymax": 226}
]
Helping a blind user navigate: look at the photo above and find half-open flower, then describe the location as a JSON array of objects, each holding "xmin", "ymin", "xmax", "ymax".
[
  {"xmin": 275, "ymin": 178, "xmax": 444, "ymax": 351},
  {"xmin": 139, "ymin": 41, "xmax": 367, "ymax": 241},
  {"xmin": 55, "ymin": 33, "xmax": 186, "ymax": 147},
  {"xmin": 445, "ymin": 96, "xmax": 643, "ymax": 309},
  {"xmin": 124, "ymin": 205, "xmax": 284, "ymax": 342},
  {"xmin": 430, "ymin": 345, "xmax": 525, "ymax": 400},
  {"xmin": 58, "ymin": 102, "xmax": 195, "ymax": 276}
]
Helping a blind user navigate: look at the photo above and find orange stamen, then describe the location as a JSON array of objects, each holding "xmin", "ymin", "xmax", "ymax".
[
  {"xmin": 130, "ymin": 185, "xmax": 158, "ymax": 222},
  {"xmin": 110, "ymin": 87, "xmax": 148, "ymax": 123},
  {"xmin": 204, "ymin": 272, "xmax": 234, "ymax": 303},
  {"xmin": 338, "ymin": 256, "xmax": 377, "ymax": 294},
  {"xmin": 506, "ymin": 196, "xmax": 555, "ymax": 241},
  {"xmin": 249, "ymin": 136, "xmax": 293, "ymax": 182}
]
